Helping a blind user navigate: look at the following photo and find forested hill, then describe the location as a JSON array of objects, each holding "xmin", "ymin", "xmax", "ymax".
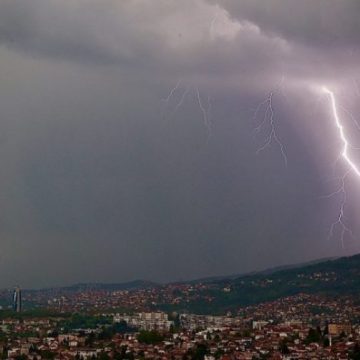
[
  {"xmin": 156, "ymin": 253, "xmax": 360, "ymax": 313},
  {"xmin": 3, "ymin": 254, "xmax": 360, "ymax": 315}
]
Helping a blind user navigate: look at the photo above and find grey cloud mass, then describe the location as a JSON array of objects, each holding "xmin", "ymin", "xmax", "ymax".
[{"xmin": 0, "ymin": 0, "xmax": 359, "ymax": 288}]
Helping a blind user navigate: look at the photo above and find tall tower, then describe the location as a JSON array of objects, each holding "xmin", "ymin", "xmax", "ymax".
[{"xmin": 13, "ymin": 287, "xmax": 22, "ymax": 312}]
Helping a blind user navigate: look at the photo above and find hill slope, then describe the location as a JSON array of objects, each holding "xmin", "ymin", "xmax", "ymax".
[{"xmin": 158, "ymin": 253, "xmax": 360, "ymax": 314}]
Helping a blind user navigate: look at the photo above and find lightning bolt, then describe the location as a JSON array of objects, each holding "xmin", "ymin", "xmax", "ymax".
[
  {"xmin": 196, "ymin": 87, "xmax": 212, "ymax": 140},
  {"xmin": 253, "ymin": 90, "xmax": 288, "ymax": 166},
  {"xmin": 161, "ymin": 80, "xmax": 182, "ymax": 120},
  {"xmin": 171, "ymin": 87, "xmax": 190, "ymax": 118},
  {"xmin": 338, "ymin": 104, "xmax": 360, "ymax": 132},
  {"xmin": 161, "ymin": 83, "xmax": 213, "ymax": 139},
  {"xmin": 322, "ymin": 87, "xmax": 360, "ymax": 177},
  {"xmin": 322, "ymin": 172, "xmax": 353, "ymax": 248},
  {"xmin": 162, "ymin": 80, "xmax": 182, "ymax": 104},
  {"xmin": 322, "ymin": 86, "xmax": 360, "ymax": 247},
  {"xmin": 209, "ymin": 10, "xmax": 220, "ymax": 40},
  {"xmin": 207, "ymin": 95, "xmax": 212, "ymax": 132}
]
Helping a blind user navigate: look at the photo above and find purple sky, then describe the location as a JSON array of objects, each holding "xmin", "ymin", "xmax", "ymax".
[{"xmin": 0, "ymin": 0, "xmax": 359, "ymax": 287}]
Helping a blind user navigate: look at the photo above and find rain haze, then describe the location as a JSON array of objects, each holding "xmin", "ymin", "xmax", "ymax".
[{"xmin": 0, "ymin": 0, "xmax": 360, "ymax": 288}]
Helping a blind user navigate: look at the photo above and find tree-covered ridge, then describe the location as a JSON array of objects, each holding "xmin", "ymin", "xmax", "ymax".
[{"xmin": 157, "ymin": 254, "xmax": 360, "ymax": 314}]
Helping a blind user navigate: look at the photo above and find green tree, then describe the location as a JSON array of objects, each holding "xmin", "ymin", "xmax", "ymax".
[
  {"xmin": 113, "ymin": 321, "xmax": 135, "ymax": 334},
  {"xmin": 214, "ymin": 349, "xmax": 224, "ymax": 359},
  {"xmin": 137, "ymin": 330, "xmax": 164, "ymax": 345},
  {"xmin": 279, "ymin": 339, "xmax": 289, "ymax": 354},
  {"xmin": 323, "ymin": 337, "xmax": 330, "ymax": 347},
  {"xmin": 305, "ymin": 328, "xmax": 321, "ymax": 344},
  {"xmin": 14, "ymin": 355, "xmax": 27, "ymax": 360},
  {"xmin": 85, "ymin": 332, "xmax": 96, "ymax": 346},
  {"xmin": 97, "ymin": 326, "xmax": 113, "ymax": 340},
  {"xmin": 97, "ymin": 352, "xmax": 110, "ymax": 360},
  {"xmin": 192, "ymin": 343, "xmax": 209, "ymax": 360},
  {"xmin": 40, "ymin": 350, "xmax": 55, "ymax": 360},
  {"xmin": 350, "ymin": 343, "xmax": 360, "ymax": 360}
]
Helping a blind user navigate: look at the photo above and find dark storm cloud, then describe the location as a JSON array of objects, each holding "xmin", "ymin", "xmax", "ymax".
[
  {"xmin": 216, "ymin": 0, "xmax": 360, "ymax": 48},
  {"xmin": 0, "ymin": 0, "xmax": 357, "ymax": 85},
  {"xmin": 0, "ymin": 0, "xmax": 275, "ymax": 87},
  {"xmin": 0, "ymin": 0, "xmax": 359, "ymax": 287}
]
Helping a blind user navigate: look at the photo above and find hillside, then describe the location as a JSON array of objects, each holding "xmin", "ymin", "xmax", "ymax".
[
  {"xmin": 2, "ymin": 254, "xmax": 360, "ymax": 315},
  {"xmin": 157, "ymin": 253, "xmax": 360, "ymax": 314}
]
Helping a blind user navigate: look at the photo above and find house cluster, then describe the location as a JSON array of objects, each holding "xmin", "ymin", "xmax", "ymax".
[
  {"xmin": 113, "ymin": 312, "xmax": 173, "ymax": 331},
  {"xmin": 0, "ymin": 307, "xmax": 360, "ymax": 359},
  {"xmin": 1, "ymin": 291, "xmax": 360, "ymax": 359},
  {"xmin": 179, "ymin": 314, "xmax": 243, "ymax": 331}
]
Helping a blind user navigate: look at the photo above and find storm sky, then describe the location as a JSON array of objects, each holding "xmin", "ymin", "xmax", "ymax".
[{"xmin": 0, "ymin": 0, "xmax": 360, "ymax": 288}]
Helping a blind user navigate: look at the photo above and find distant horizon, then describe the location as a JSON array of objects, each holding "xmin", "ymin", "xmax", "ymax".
[{"xmin": 11, "ymin": 252, "xmax": 349, "ymax": 291}]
